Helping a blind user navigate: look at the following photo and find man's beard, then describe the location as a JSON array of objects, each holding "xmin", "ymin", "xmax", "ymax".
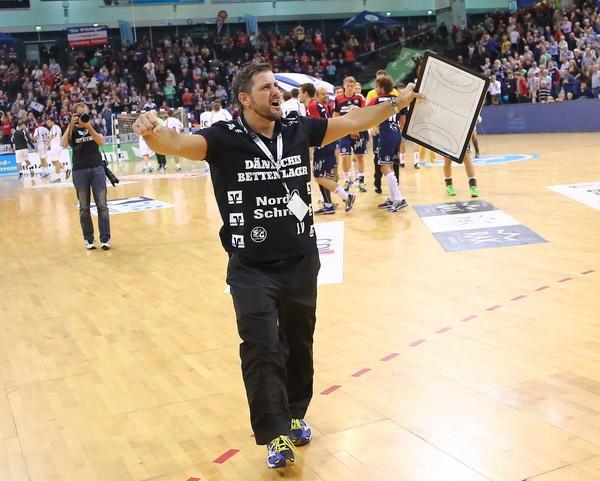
[{"xmin": 250, "ymin": 98, "xmax": 281, "ymax": 121}]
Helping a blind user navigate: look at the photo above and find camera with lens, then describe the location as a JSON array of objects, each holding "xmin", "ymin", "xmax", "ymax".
[
  {"xmin": 78, "ymin": 112, "xmax": 90, "ymax": 123},
  {"xmin": 101, "ymin": 155, "xmax": 120, "ymax": 186},
  {"xmin": 104, "ymin": 165, "xmax": 120, "ymax": 186}
]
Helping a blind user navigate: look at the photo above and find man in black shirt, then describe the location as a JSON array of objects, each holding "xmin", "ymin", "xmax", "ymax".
[
  {"xmin": 61, "ymin": 103, "xmax": 111, "ymax": 250},
  {"xmin": 133, "ymin": 63, "xmax": 422, "ymax": 469},
  {"xmin": 11, "ymin": 121, "xmax": 34, "ymax": 179}
]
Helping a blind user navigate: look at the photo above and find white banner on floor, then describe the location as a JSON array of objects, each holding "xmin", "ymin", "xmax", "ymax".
[
  {"xmin": 30, "ymin": 181, "xmax": 135, "ymax": 189},
  {"xmin": 420, "ymin": 210, "xmax": 519, "ymax": 233},
  {"xmin": 314, "ymin": 220, "xmax": 344, "ymax": 285},
  {"xmin": 547, "ymin": 182, "xmax": 600, "ymax": 211},
  {"xmin": 91, "ymin": 196, "xmax": 173, "ymax": 215}
]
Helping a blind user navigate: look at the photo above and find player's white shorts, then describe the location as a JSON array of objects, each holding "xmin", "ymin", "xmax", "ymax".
[
  {"xmin": 49, "ymin": 146, "xmax": 62, "ymax": 160},
  {"xmin": 15, "ymin": 149, "xmax": 28, "ymax": 164},
  {"xmin": 139, "ymin": 138, "xmax": 154, "ymax": 157},
  {"xmin": 37, "ymin": 146, "xmax": 47, "ymax": 159}
]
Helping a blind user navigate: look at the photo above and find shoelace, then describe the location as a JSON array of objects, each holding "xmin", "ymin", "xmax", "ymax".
[
  {"xmin": 290, "ymin": 419, "xmax": 303, "ymax": 431},
  {"xmin": 269, "ymin": 435, "xmax": 295, "ymax": 454}
]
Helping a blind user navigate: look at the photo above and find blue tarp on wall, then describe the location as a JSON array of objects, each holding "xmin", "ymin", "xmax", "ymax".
[{"xmin": 480, "ymin": 100, "xmax": 600, "ymax": 134}]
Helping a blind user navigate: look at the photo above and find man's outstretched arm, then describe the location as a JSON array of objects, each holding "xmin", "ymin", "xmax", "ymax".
[
  {"xmin": 321, "ymin": 84, "xmax": 423, "ymax": 146},
  {"xmin": 133, "ymin": 111, "xmax": 208, "ymax": 160}
]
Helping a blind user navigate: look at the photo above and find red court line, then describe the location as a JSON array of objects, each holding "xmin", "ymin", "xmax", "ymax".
[
  {"xmin": 213, "ymin": 449, "xmax": 239, "ymax": 464},
  {"xmin": 460, "ymin": 315, "xmax": 478, "ymax": 322},
  {"xmin": 380, "ymin": 353, "xmax": 399, "ymax": 361},
  {"xmin": 511, "ymin": 295, "xmax": 527, "ymax": 301},
  {"xmin": 581, "ymin": 270, "xmax": 594, "ymax": 275},
  {"xmin": 409, "ymin": 339, "xmax": 427, "ymax": 347},
  {"xmin": 486, "ymin": 305, "xmax": 502, "ymax": 311},
  {"xmin": 352, "ymin": 368, "xmax": 371, "ymax": 377},
  {"xmin": 535, "ymin": 286, "xmax": 550, "ymax": 291},
  {"xmin": 558, "ymin": 277, "xmax": 572, "ymax": 283},
  {"xmin": 187, "ymin": 478, "xmax": 201, "ymax": 481},
  {"xmin": 436, "ymin": 326, "xmax": 452, "ymax": 334},
  {"xmin": 321, "ymin": 385, "xmax": 342, "ymax": 395}
]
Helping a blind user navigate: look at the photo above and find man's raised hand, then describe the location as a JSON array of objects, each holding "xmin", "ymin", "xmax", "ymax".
[
  {"xmin": 396, "ymin": 83, "xmax": 426, "ymax": 108},
  {"xmin": 133, "ymin": 111, "xmax": 161, "ymax": 137}
]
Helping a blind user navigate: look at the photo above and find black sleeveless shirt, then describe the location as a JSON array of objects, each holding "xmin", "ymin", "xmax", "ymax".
[{"xmin": 70, "ymin": 126, "xmax": 103, "ymax": 170}]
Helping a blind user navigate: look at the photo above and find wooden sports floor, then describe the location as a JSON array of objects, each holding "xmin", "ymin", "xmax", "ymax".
[{"xmin": 1, "ymin": 132, "xmax": 599, "ymax": 481}]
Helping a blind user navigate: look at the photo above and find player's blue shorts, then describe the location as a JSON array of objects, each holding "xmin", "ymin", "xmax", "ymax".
[
  {"xmin": 313, "ymin": 143, "xmax": 337, "ymax": 178},
  {"xmin": 338, "ymin": 131, "xmax": 368, "ymax": 156},
  {"xmin": 376, "ymin": 133, "xmax": 401, "ymax": 165}
]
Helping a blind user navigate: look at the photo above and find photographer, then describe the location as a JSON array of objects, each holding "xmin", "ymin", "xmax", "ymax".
[{"xmin": 61, "ymin": 103, "xmax": 111, "ymax": 251}]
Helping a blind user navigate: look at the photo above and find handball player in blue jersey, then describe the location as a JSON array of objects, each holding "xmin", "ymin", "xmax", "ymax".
[{"xmin": 367, "ymin": 76, "xmax": 408, "ymax": 212}]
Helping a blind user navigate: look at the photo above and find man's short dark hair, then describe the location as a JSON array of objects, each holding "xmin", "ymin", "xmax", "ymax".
[
  {"xmin": 232, "ymin": 62, "xmax": 272, "ymax": 106},
  {"xmin": 290, "ymin": 88, "xmax": 299, "ymax": 98},
  {"xmin": 299, "ymin": 83, "xmax": 316, "ymax": 98},
  {"xmin": 375, "ymin": 76, "xmax": 394, "ymax": 94}
]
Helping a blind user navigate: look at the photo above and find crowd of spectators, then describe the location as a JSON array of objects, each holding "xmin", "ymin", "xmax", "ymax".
[
  {"xmin": 452, "ymin": 0, "xmax": 600, "ymax": 104},
  {"xmin": 0, "ymin": 23, "xmax": 409, "ymax": 143}
]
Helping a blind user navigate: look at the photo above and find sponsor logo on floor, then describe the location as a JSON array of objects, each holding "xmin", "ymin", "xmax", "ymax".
[
  {"xmin": 414, "ymin": 200, "xmax": 547, "ymax": 252},
  {"xmin": 420, "ymin": 154, "xmax": 539, "ymax": 167},
  {"xmin": 118, "ymin": 169, "xmax": 210, "ymax": 181},
  {"xmin": 546, "ymin": 181, "xmax": 600, "ymax": 211},
  {"xmin": 29, "ymin": 180, "xmax": 136, "ymax": 189},
  {"xmin": 314, "ymin": 220, "xmax": 344, "ymax": 285},
  {"xmin": 90, "ymin": 196, "xmax": 173, "ymax": 215}
]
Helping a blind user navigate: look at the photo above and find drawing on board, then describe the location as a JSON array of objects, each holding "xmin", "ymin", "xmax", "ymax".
[{"xmin": 403, "ymin": 53, "xmax": 489, "ymax": 162}]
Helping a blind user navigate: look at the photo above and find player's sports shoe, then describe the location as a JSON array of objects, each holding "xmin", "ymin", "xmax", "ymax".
[
  {"xmin": 85, "ymin": 241, "xmax": 96, "ymax": 250},
  {"xmin": 175, "ymin": 166, "xmax": 182, "ymax": 172},
  {"xmin": 358, "ymin": 181, "xmax": 367, "ymax": 193},
  {"xmin": 446, "ymin": 184, "xmax": 457, "ymax": 196},
  {"xmin": 375, "ymin": 187, "xmax": 382, "ymax": 194},
  {"xmin": 343, "ymin": 179, "xmax": 353, "ymax": 192},
  {"xmin": 388, "ymin": 199, "xmax": 408, "ymax": 212},
  {"xmin": 378, "ymin": 199, "xmax": 393, "ymax": 209},
  {"xmin": 470, "ymin": 185, "xmax": 480, "ymax": 198},
  {"xmin": 101, "ymin": 241, "xmax": 111, "ymax": 250},
  {"xmin": 400, "ymin": 163, "xmax": 405, "ymax": 168},
  {"xmin": 315, "ymin": 205, "xmax": 336, "ymax": 215},
  {"xmin": 413, "ymin": 163, "xmax": 421, "ymax": 169},
  {"xmin": 344, "ymin": 193, "xmax": 356, "ymax": 212},
  {"xmin": 266, "ymin": 435, "xmax": 296, "ymax": 469},
  {"xmin": 65, "ymin": 168, "xmax": 71, "ymax": 180},
  {"xmin": 289, "ymin": 419, "xmax": 312, "ymax": 446}
]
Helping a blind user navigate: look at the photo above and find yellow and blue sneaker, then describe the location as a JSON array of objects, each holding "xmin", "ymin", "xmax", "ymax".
[
  {"xmin": 289, "ymin": 418, "xmax": 312, "ymax": 446},
  {"xmin": 266, "ymin": 435, "xmax": 296, "ymax": 469}
]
